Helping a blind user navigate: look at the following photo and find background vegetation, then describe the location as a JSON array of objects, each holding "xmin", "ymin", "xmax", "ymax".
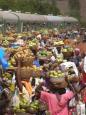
[{"xmin": 0, "ymin": 0, "xmax": 60, "ymax": 15}]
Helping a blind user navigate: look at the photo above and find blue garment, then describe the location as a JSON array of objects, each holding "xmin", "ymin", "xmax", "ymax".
[
  {"xmin": 0, "ymin": 47, "xmax": 5, "ymax": 58},
  {"xmin": 33, "ymin": 59, "xmax": 40, "ymax": 67},
  {"xmin": 0, "ymin": 86, "xmax": 3, "ymax": 93},
  {"xmin": 0, "ymin": 47, "xmax": 9, "ymax": 69}
]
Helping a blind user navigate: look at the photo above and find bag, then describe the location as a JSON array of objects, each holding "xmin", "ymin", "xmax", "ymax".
[
  {"xmin": 22, "ymin": 86, "xmax": 30, "ymax": 102},
  {"xmin": 11, "ymin": 87, "xmax": 20, "ymax": 108},
  {"xmin": 68, "ymin": 97, "xmax": 76, "ymax": 108}
]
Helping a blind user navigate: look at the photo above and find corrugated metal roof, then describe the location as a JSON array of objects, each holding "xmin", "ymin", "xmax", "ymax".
[
  {"xmin": 14, "ymin": 12, "xmax": 47, "ymax": 22},
  {"xmin": 0, "ymin": 11, "xmax": 18, "ymax": 23},
  {"xmin": 63, "ymin": 16, "xmax": 78, "ymax": 22},
  {"xmin": 0, "ymin": 11, "xmax": 78, "ymax": 23},
  {"xmin": 46, "ymin": 15, "xmax": 64, "ymax": 22}
]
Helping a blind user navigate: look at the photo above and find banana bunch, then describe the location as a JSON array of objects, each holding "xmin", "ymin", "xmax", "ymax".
[{"xmin": 54, "ymin": 40, "xmax": 64, "ymax": 46}]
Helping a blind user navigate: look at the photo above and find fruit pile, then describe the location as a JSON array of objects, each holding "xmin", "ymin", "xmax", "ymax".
[
  {"xmin": 54, "ymin": 40, "xmax": 64, "ymax": 46},
  {"xmin": 38, "ymin": 50, "xmax": 52, "ymax": 58},
  {"xmin": 48, "ymin": 70, "xmax": 65, "ymax": 78},
  {"xmin": 56, "ymin": 55, "xmax": 63, "ymax": 64},
  {"xmin": 62, "ymin": 46, "xmax": 73, "ymax": 53},
  {"xmin": 13, "ymin": 99, "xmax": 46, "ymax": 114},
  {"xmin": 13, "ymin": 97, "xmax": 29, "ymax": 113},
  {"xmin": 26, "ymin": 100, "xmax": 40, "ymax": 113}
]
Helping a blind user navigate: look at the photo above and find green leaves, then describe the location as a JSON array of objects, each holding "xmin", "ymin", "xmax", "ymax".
[
  {"xmin": 0, "ymin": 0, "xmax": 60, "ymax": 15},
  {"xmin": 69, "ymin": 0, "xmax": 80, "ymax": 20}
]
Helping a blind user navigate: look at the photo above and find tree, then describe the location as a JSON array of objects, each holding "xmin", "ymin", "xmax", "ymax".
[{"xmin": 0, "ymin": 0, "xmax": 60, "ymax": 15}]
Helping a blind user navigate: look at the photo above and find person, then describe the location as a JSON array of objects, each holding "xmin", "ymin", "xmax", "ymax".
[
  {"xmin": 33, "ymin": 56, "xmax": 41, "ymax": 67},
  {"xmin": 35, "ymin": 80, "xmax": 75, "ymax": 115},
  {"xmin": 60, "ymin": 60, "xmax": 79, "ymax": 77},
  {"xmin": 81, "ymin": 53, "xmax": 86, "ymax": 84}
]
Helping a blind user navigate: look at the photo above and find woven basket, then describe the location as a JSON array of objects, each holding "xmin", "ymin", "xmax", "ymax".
[
  {"xmin": 20, "ymin": 67, "xmax": 34, "ymax": 80},
  {"xmin": 33, "ymin": 69, "xmax": 42, "ymax": 77},
  {"xmin": 21, "ymin": 56, "xmax": 34, "ymax": 66},
  {"xmin": 62, "ymin": 51, "xmax": 73, "ymax": 58},
  {"xmin": 49, "ymin": 77, "xmax": 68, "ymax": 88}
]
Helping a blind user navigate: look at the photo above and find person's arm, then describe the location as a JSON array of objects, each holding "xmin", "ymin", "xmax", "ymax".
[
  {"xmin": 58, "ymin": 91, "xmax": 74, "ymax": 107},
  {"xmin": 72, "ymin": 62, "xmax": 79, "ymax": 76},
  {"xmin": 16, "ymin": 60, "xmax": 22, "ymax": 93},
  {"xmin": 35, "ymin": 83, "xmax": 49, "ymax": 103}
]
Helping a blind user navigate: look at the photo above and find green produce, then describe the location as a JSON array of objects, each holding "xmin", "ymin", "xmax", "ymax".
[
  {"xmin": 49, "ymin": 70, "xmax": 65, "ymax": 78},
  {"xmin": 62, "ymin": 47, "xmax": 73, "ymax": 53}
]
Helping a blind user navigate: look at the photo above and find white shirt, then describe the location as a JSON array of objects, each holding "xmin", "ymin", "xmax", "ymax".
[
  {"xmin": 52, "ymin": 47, "xmax": 58, "ymax": 56},
  {"xmin": 83, "ymin": 56, "xmax": 86, "ymax": 73},
  {"xmin": 50, "ymin": 55, "xmax": 56, "ymax": 62},
  {"xmin": 60, "ymin": 61, "xmax": 79, "ymax": 76}
]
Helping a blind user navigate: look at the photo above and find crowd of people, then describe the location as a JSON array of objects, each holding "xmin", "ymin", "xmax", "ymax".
[{"xmin": 0, "ymin": 26, "xmax": 86, "ymax": 115}]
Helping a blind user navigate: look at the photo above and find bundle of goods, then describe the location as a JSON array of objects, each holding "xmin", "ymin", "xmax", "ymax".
[
  {"xmin": 53, "ymin": 40, "xmax": 64, "ymax": 46},
  {"xmin": 19, "ymin": 66, "xmax": 34, "ymax": 80},
  {"xmin": 2, "ymin": 39, "xmax": 9, "ymax": 47},
  {"xmin": 18, "ymin": 65, "xmax": 42, "ymax": 80},
  {"xmin": 32, "ymin": 65, "xmax": 43, "ymax": 77},
  {"xmin": 28, "ymin": 39, "xmax": 38, "ymax": 51},
  {"xmin": 26, "ymin": 100, "xmax": 47, "ymax": 114},
  {"xmin": 6, "ymin": 36, "xmax": 16, "ymax": 42},
  {"xmin": 62, "ymin": 46, "xmax": 74, "ymax": 58},
  {"xmin": 13, "ymin": 97, "xmax": 47, "ymax": 114},
  {"xmin": 38, "ymin": 50, "xmax": 52, "ymax": 60},
  {"xmin": 47, "ymin": 70, "xmax": 68, "ymax": 88},
  {"xmin": 13, "ymin": 96, "xmax": 29, "ymax": 114},
  {"xmin": 14, "ymin": 47, "xmax": 34, "ymax": 67},
  {"xmin": 56, "ymin": 55, "xmax": 63, "ymax": 64}
]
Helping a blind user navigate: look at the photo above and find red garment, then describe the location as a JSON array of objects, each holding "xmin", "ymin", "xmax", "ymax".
[
  {"xmin": 82, "ymin": 72, "xmax": 86, "ymax": 83},
  {"xmin": 69, "ymin": 108, "xmax": 76, "ymax": 115},
  {"xmin": 81, "ymin": 88, "xmax": 86, "ymax": 103},
  {"xmin": 40, "ymin": 91, "xmax": 74, "ymax": 115}
]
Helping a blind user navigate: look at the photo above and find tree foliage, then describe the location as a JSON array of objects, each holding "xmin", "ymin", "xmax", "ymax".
[
  {"xmin": 69, "ymin": 0, "xmax": 80, "ymax": 20},
  {"xmin": 0, "ymin": 0, "xmax": 60, "ymax": 15}
]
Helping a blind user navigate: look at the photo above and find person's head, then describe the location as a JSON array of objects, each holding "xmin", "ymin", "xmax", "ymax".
[
  {"xmin": 47, "ymin": 79, "xmax": 66, "ymax": 95},
  {"xmin": 57, "ymin": 46, "xmax": 61, "ymax": 54},
  {"xmin": 74, "ymin": 48, "xmax": 80, "ymax": 56}
]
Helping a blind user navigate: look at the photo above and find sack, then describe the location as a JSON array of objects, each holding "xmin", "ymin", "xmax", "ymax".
[
  {"xmin": 11, "ymin": 88, "xmax": 20, "ymax": 108},
  {"xmin": 22, "ymin": 86, "xmax": 30, "ymax": 102},
  {"xmin": 68, "ymin": 97, "xmax": 76, "ymax": 108}
]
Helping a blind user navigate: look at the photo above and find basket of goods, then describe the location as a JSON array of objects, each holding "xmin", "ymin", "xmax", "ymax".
[
  {"xmin": 26, "ymin": 100, "xmax": 40, "ymax": 114},
  {"xmin": 26, "ymin": 100, "xmax": 47, "ymax": 114},
  {"xmin": 62, "ymin": 46, "xmax": 74, "ymax": 58},
  {"xmin": 21, "ymin": 56, "xmax": 34, "ymax": 67},
  {"xmin": 53, "ymin": 31, "xmax": 59, "ymax": 37},
  {"xmin": 32, "ymin": 65, "xmax": 43, "ymax": 77},
  {"xmin": 7, "ymin": 37, "xmax": 16, "ymax": 42},
  {"xmin": 20, "ymin": 66, "xmax": 34, "ymax": 80},
  {"xmin": 48, "ymin": 70, "xmax": 68, "ymax": 88},
  {"xmin": 14, "ymin": 48, "xmax": 34, "ymax": 67},
  {"xmin": 38, "ymin": 50, "xmax": 52, "ymax": 60},
  {"xmin": 2, "ymin": 39, "xmax": 9, "ymax": 47},
  {"xmin": 28, "ymin": 39, "xmax": 38, "ymax": 51},
  {"xmin": 56, "ymin": 55, "xmax": 63, "ymax": 64},
  {"xmin": 13, "ymin": 96, "xmax": 29, "ymax": 115},
  {"xmin": 42, "ymin": 34, "xmax": 49, "ymax": 40},
  {"xmin": 53, "ymin": 40, "xmax": 64, "ymax": 46},
  {"xmin": 67, "ymin": 66, "xmax": 77, "ymax": 82}
]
